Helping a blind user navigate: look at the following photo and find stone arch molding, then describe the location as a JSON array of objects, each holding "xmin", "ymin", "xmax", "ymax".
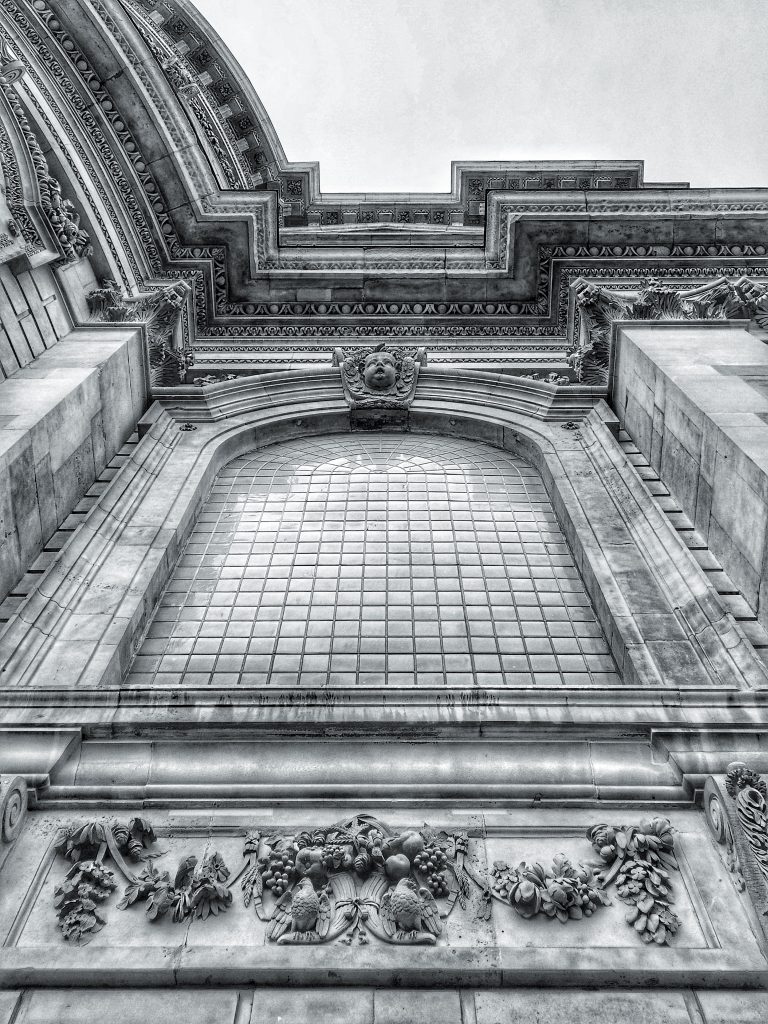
[{"xmin": 0, "ymin": 371, "xmax": 765, "ymax": 724}]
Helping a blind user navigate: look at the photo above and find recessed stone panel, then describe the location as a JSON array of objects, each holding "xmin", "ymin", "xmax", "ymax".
[{"xmin": 0, "ymin": 807, "xmax": 760, "ymax": 988}]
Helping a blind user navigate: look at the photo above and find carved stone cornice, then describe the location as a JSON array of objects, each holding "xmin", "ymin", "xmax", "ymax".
[
  {"xmin": 2, "ymin": 0, "xmax": 767, "ymax": 375},
  {"xmin": 567, "ymin": 275, "xmax": 768, "ymax": 384},
  {"xmin": 0, "ymin": 36, "xmax": 91, "ymax": 264}
]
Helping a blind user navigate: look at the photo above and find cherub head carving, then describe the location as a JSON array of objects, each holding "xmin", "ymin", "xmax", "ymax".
[
  {"xmin": 333, "ymin": 342, "xmax": 427, "ymax": 409},
  {"xmin": 363, "ymin": 349, "xmax": 397, "ymax": 392}
]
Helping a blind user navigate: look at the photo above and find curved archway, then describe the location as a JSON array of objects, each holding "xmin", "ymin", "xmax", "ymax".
[{"xmin": 127, "ymin": 431, "xmax": 617, "ymax": 692}]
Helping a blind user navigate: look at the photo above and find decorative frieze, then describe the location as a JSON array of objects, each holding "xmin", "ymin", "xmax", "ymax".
[
  {"xmin": 567, "ymin": 275, "xmax": 768, "ymax": 384},
  {"xmin": 48, "ymin": 812, "xmax": 681, "ymax": 948}
]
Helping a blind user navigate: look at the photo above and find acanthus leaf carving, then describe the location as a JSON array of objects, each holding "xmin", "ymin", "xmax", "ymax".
[
  {"xmin": 87, "ymin": 278, "xmax": 194, "ymax": 386},
  {"xmin": 567, "ymin": 275, "xmax": 768, "ymax": 385}
]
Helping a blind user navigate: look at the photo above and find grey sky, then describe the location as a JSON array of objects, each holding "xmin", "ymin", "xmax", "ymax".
[{"xmin": 194, "ymin": 0, "xmax": 768, "ymax": 194}]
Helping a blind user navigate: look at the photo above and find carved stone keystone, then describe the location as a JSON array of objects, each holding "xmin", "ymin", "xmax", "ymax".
[{"xmin": 333, "ymin": 343, "xmax": 427, "ymax": 409}]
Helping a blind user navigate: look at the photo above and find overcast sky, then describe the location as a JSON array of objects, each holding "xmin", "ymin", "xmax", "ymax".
[{"xmin": 194, "ymin": 0, "xmax": 768, "ymax": 194}]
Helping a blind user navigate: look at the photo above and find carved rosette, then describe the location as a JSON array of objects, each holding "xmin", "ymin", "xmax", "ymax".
[
  {"xmin": 567, "ymin": 275, "xmax": 768, "ymax": 385},
  {"xmin": 332, "ymin": 343, "xmax": 427, "ymax": 409}
]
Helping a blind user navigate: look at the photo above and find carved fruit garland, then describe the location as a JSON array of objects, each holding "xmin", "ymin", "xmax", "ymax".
[{"xmin": 51, "ymin": 814, "xmax": 681, "ymax": 946}]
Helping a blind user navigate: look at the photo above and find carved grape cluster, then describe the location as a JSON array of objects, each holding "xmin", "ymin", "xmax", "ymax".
[
  {"xmin": 262, "ymin": 850, "xmax": 296, "ymax": 897},
  {"xmin": 53, "ymin": 860, "xmax": 117, "ymax": 944},
  {"xmin": 414, "ymin": 845, "xmax": 449, "ymax": 897}
]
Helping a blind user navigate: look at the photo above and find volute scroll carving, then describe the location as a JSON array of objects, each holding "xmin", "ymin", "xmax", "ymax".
[{"xmin": 0, "ymin": 774, "xmax": 28, "ymax": 873}]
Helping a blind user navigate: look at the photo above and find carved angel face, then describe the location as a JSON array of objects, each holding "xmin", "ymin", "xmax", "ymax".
[{"xmin": 363, "ymin": 350, "xmax": 397, "ymax": 391}]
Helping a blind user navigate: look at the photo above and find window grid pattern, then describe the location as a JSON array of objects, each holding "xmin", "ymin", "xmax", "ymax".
[{"xmin": 127, "ymin": 435, "xmax": 619, "ymax": 689}]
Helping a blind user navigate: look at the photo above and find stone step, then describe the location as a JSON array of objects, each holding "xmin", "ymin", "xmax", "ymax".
[
  {"xmin": 83, "ymin": 481, "xmax": 110, "ymax": 497},
  {"xmin": 718, "ymin": 593, "xmax": 757, "ymax": 620},
  {"xmin": 42, "ymin": 532, "xmax": 69, "ymax": 552},
  {"xmin": 0, "ymin": 594, "xmax": 24, "ymax": 620},
  {"xmin": 656, "ymin": 494, "xmax": 682, "ymax": 512},
  {"xmin": 666, "ymin": 511, "xmax": 694, "ymax": 530},
  {"xmin": 691, "ymin": 548, "xmax": 721, "ymax": 571},
  {"xmin": 0, "ymin": 432, "xmax": 141, "ymax": 625},
  {"xmin": 617, "ymin": 424, "xmax": 768, "ymax": 666},
  {"xmin": 740, "ymin": 620, "xmax": 768, "ymax": 647},
  {"xmin": 706, "ymin": 570, "xmax": 740, "ymax": 595},
  {"xmin": 59, "ymin": 512, "xmax": 87, "ymax": 531},
  {"xmin": 645, "ymin": 480, "xmax": 670, "ymax": 496}
]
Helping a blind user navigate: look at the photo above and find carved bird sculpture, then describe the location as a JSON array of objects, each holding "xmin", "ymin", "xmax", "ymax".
[
  {"xmin": 380, "ymin": 877, "xmax": 442, "ymax": 942},
  {"xmin": 174, "ymin": 854, "xmax": 198, "ymax": 890},
  {"xmin": 267, "ymin": 877, "xmax": 332, "ymax": 944}
]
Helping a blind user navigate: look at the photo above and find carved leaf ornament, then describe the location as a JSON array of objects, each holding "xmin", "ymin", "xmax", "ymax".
[
  {"xmin": 51, "ymin": 813, "xmax": 680, "ymax": 946},
  {"xmin": 567, "ymin": 275, "xmax": 768, "ymax": 386}
]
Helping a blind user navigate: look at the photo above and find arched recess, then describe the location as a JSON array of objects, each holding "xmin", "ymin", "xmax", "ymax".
[
  {"xmin": 1, "ymin": 388, "xmax": 764, "ymax": 716},
  {"xmin": 126, "ymin": 430, "xmax": 620, "ymax": 693}
]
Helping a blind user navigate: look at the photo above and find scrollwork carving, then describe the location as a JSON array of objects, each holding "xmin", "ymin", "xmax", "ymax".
[
  {"xmin": 723, "ymin": 761, "xmax": 768, "ymax": 883},
  {"xmin": 0, "ymin": 774, "xmax": 27, "ymax": 850},
  {"xmin": 0, "ymin": 41, "xmax": 91, "ymax": 263}
]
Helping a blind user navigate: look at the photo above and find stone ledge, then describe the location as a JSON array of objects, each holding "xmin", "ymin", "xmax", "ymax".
[{"xmin": 4, "ymin": 987, "xmax": 768, "ymax": 1024}]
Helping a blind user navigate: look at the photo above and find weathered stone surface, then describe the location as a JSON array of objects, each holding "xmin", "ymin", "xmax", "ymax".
[
  {"xmin": 16, "ymin": 990, "xmax": 237, "ymax": 1024},
  {"xmin": 251, "ymin": 989, "xmax": 374, "ymax": 1024},
  {"xmin": 474, "ymin": 990, "xmax": 692, "ymax": 1023},
  {"xmin": 0, "ymin": 0, "xmax": 766, "ymax": 1011},
  {"xmin": 0, "ymin": 326, "xmax": 146, "ymax": 606},
  {"xmin": 613, "ymin": 324, "xmax": 768, "ymax": 626}
]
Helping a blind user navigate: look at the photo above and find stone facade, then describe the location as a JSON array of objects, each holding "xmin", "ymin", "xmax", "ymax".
[{"xmin": 0, "ymin": 0, "xmax": 767, "ymax": 1020}]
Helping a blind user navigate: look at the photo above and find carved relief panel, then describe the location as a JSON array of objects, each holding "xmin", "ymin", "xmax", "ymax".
[{"xmin": 0, "ymin": 807, "xmax": 761, "ymax": 986}]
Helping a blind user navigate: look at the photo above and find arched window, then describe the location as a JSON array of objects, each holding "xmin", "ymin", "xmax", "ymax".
[{"xmin": 127, "ymin": 434, "xmax": 618, "ymax": 690}]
